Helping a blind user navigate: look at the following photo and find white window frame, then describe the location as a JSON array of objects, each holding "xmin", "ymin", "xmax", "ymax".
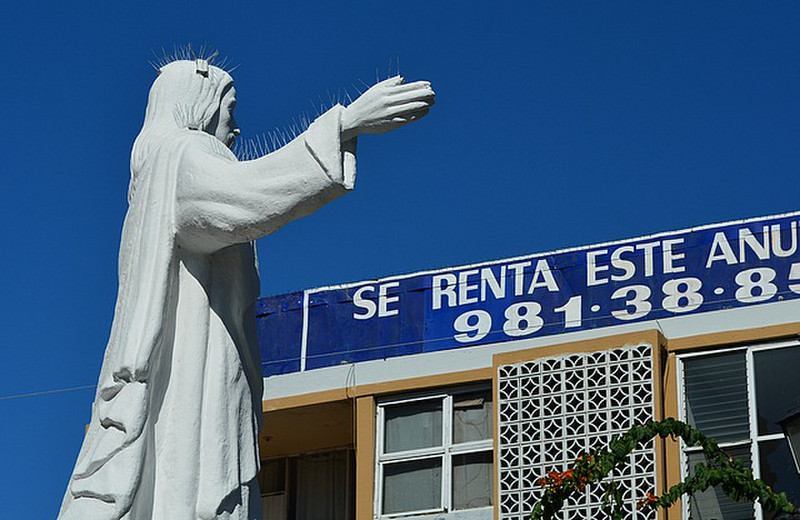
[
  {"xmin": 676, "ymin": 338, "xmax": 800, "ymax": 520},
  {"xmin": 374, "ymin": 386, "xmax": 494, "ymax": 519}
]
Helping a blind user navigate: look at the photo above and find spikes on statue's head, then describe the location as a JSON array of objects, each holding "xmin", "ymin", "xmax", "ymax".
[
  {"xmin": 133, "ymin": 46, "xmax": 238, "ymax": 186},
  {"xmin": 190, "ymin": 44, "xmax": 218, "ymax": 77},
  {"xmin": 143, "ymin": 44, "xmax": 238, "ymax": 134},
  {"xmin": 195, "ymin": 58, "xmax": 210, "ymax": 77},
  {"xmin": 149, "ymin": 43, "xmax": 235, "ymax": 77}
]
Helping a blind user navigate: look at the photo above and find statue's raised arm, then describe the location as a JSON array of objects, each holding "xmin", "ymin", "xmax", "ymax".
[
  {"xmin": 174, "ymin": 72, "xmax": 434, "ymax": 254},
  {"xmin": 58, "ymin": 56, "xmax": 434, "ymax": 520}
]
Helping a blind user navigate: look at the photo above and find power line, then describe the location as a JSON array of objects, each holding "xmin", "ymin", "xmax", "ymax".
[
  {"xmin": 0, "ymin": 384, "xmax": 95, "ymax": 402},
  {"xmin": 5, "ymin": 285, "xmax": 760, "ymax": 401}
]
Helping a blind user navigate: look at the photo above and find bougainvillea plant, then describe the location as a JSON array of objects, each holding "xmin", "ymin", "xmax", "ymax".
[{"xmin": 531, "ymin": 418, "xmax": 797, "ymax": 520}]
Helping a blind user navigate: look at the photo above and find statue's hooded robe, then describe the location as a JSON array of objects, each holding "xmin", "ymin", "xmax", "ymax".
[{"xmin": 59, "ymin": 60, "xmax": 355, "ymax": 520}]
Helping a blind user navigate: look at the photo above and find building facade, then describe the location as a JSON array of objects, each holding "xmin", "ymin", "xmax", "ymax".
[{"xmin": 255, "ymin": 212, "xmax": 800, "ymax": 520}]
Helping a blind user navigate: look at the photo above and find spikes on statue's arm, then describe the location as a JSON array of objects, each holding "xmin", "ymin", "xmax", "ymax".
[{"xmin": 174, "ymin": 121, "xmax": 356, "ymax": 254}]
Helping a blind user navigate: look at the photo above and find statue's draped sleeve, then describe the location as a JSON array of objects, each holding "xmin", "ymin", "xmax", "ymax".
[{"xmin": 176, "ymin": 104, "xmax": 356, "ymax": 253}]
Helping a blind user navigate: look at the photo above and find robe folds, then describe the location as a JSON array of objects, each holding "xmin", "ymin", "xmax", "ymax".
[{"xmin": 59, "ymin": 106, "xmax": 356, "ymax": 520}]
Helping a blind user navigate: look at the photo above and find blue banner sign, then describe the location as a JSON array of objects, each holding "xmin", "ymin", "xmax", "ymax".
[{"xmin": 258, "ymin": 212, "xmax": 800, "ymax": 376}]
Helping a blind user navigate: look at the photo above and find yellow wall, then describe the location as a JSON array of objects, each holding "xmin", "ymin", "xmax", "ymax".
[
  {"xmin": 260, "ymin": 399, "xmax": 354, "ymax": 459},
  {"xmin": 355, "ymin": 397, "xmax": 375, "ymax": 520}
]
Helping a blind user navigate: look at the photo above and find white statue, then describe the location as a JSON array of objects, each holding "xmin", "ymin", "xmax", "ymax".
[{"xmin": 59, "ymin": 56, "xmax": 434, "ymax": 520}]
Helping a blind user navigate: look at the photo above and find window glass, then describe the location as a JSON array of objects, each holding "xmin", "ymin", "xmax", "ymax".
[
  {"xmin": 684, "ymin": 352, "xmax": 749, "ymax": 443},
  {"xmin": 453, "ymin": 390, "xmax": 493, "ymax": 444},
  {"xmin": 754, "ymin": 346, "xmax": 800, "ymax": 435},
  {"xmin": 452, "ymin": 451, "xmax": 493, "ymax": 510},
  {"xmin": 384, "ymin": 398, "xmax": 443, "ymax": 453},
  {"xmin": 259, "ymin": 458, "xmax": 286, "ymax": 495},
  {"xmin": 294, "ymin": 451, "xmax": 351, "ymax": 520},
  {"xmin": 382, "ymin": 458, "xmax": 442, "ymax": 514},
  {"xmin": 259, "ymin": 451, "xmax": 354, "ymax": 520},
  {"xmin": 377, "ymin": 387, "xmax": 493, "ymax": 517},
  {"xmin": 687, "ymin": 446, "xmax": 753, "ymax": 520},
  {"xmin": 260, "ymin": 458, "xmax": 287, "ymax": 520},
  {"xmin": 759, "ymin": 439, "xmax": 800, "ymax": 519},
  {"xmin": 262, "ymin": 495, "xmax": 287, "ymax": 520}
]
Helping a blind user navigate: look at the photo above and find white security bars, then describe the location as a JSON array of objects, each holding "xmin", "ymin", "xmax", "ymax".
[{"xmin": 497, "ymin": 344, "xmax": 657, "ymax": 520}]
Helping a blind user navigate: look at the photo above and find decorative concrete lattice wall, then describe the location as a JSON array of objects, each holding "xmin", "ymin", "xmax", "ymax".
[{"xmin": 497, "ymin": 344, "xmax": 657, "ymax": 520}]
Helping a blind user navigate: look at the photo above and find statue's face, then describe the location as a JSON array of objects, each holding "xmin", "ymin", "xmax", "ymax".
[{"xmin": 211, "ymin": 86, "xmax": 240, "ymax": 147}]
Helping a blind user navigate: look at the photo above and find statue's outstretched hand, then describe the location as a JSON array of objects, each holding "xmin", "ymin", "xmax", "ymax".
[{"xmin": 340, "ymin": 76, "xmax": 435, "ymax": 142}]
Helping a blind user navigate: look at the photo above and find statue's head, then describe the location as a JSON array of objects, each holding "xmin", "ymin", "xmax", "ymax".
[
  {"xmin": 140, "ymin": 58, "xmax": 239, "ymax": 147},
  {"xmin": 130, "ymin": 56, "xmax": 240, "ymax": 200}
]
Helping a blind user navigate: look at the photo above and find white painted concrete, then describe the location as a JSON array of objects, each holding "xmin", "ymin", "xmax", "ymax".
[{"xmin": 60, "ymin": 56, "xmax": 434, "ymax": 520}]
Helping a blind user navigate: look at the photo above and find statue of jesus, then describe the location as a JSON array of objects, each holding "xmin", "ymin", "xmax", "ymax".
[{"xmin": 58, "ymin": 55, "xmax": 434, "ymax": 520}]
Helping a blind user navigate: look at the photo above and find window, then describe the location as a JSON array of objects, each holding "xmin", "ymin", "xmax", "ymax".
[
  {"xmin": 678, "ymin": 341, "xmax": 800, "ymax": 520},
  {"xmin": 375, "ymin": 386, "xmax": 494, "ymax": 518},
  {"xmin": 261, "ymin": 457, "xmax": 287, "ymax": 520},
  {"xmin": 259, "ymin": 449, "xmax": 354, "ymax": 520}
]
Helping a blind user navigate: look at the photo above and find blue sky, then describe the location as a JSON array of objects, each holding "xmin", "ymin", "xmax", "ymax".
[{"xmin": 1, "ymin": 1, "xmax": 799, "ymax": 517}]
